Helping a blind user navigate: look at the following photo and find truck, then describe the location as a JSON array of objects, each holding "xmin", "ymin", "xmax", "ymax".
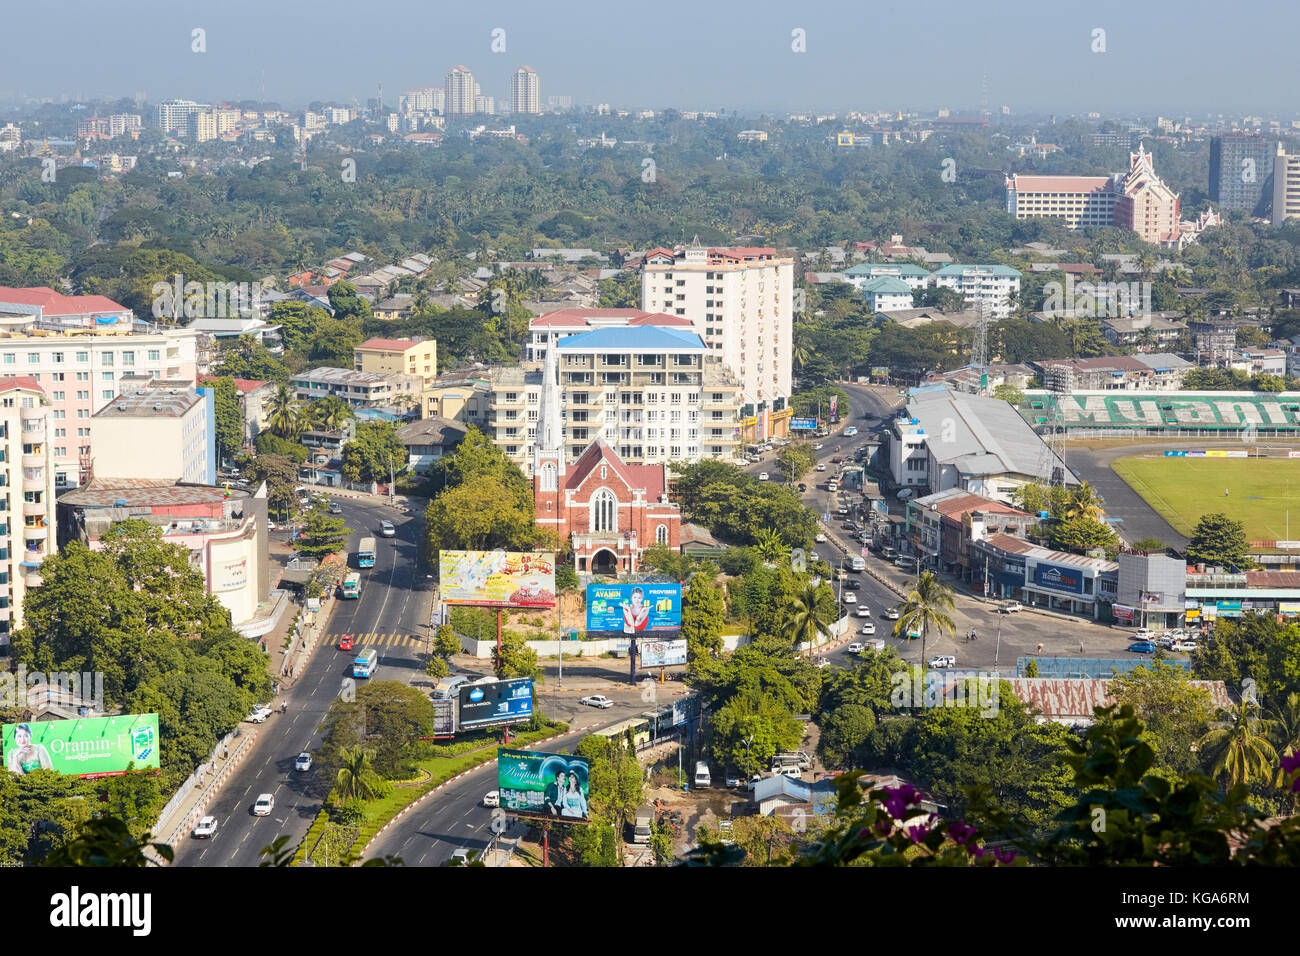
[
  {"xmin": 772, "ymin": 751, "xmax": 812, "ymax": 770},
  {"xmin": 632, "ymin": 805, "xmax": 653, "ymax": 844}
]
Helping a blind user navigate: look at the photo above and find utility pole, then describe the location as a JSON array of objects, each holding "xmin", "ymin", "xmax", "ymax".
[{"xmin": 388, "ymin": 453, "xmax": 395, "ymax": 507}]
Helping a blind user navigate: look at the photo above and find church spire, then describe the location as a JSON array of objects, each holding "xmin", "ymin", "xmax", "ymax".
[{"xmin": 535, "ymin": 340, "xmax": 563, "ymax": 475}]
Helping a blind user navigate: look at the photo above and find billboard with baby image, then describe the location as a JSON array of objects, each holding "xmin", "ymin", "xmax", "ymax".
[{"xmin": 439, "ymin": 550, "xmax": 556, "ymax": 608}]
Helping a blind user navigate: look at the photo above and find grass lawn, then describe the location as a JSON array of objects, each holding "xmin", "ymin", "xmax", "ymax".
[{"xmin": 1111, "ymin": 455, "xmax": 1300, "ymax": 540}]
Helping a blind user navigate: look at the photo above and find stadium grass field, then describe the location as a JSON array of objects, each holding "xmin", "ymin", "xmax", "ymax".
[{"xmin": 1111, "ymin": 455, "xmax": 1300, "ymax": 540}]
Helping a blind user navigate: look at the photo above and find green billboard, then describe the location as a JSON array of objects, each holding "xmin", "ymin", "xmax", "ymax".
[
  {"xmin": 3, "ymin": 715, "xmax": 160, "ymax": 778},
  {"xmin": 497, "ymin": 748, "xmax": 590, "ymax": 820}
]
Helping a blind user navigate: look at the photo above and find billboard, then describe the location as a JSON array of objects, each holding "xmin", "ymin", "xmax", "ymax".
[
  {"xmin": 458, "ymin": 678, "xmax": 534, "ymax": 729},
  {"xmin": 1033, "ymin": 562, "xmax": 1084, "ymax": 594},
  {"xmin": 586, "ymin": 583, "xmax": 681, "ymax": 633},
  {"xmin": 497, "ymin": 748, "xmax": 590, "ymax": 820},
  {"xmin": 2, "ymin": 714, "xmax": 160, "ymax": 778},
  {"xmin": 212, "ymin": 556, "xmax": 249, "ymax": 593},
  {"xmin": 439, "ymin": 550, "xmax": 556, "ymax": 608},
  {"xmin": 790, "ymin": 417, "xmax": 818, "ymax": 431},
  {"xmin": 639, "ymin": 638, "xmax": 688, "ymax": 668},
  {"xmin": 829, "ymin": 394, "xmax": 839, "ymax": 421}
]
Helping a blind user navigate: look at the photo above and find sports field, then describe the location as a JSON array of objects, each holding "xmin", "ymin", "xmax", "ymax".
[{"xmin": 1111, "ymin": 455, "xmax": 1300, "ymax": 540}]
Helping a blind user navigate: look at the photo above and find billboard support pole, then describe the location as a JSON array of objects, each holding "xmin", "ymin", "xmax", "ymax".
[
  {"xmin": 542, "ymin": 820, "xmax": 550, "ymax": 868},
  {"xmin": 495, "ymin": 609, "xmax": 503, "ymax": 675}
]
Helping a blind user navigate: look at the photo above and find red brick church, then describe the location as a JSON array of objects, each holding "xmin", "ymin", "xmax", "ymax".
[{"xmin": 531, "ymin": 348, "xmax": 680, "ymax": 574}]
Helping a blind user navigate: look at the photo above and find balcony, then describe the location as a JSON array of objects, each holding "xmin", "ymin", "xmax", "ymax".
[
  {"xmin": 23, "ymin": 499, "xmax": 46, "ymax": 518},
  {"xmin": 22, "ymin": 453, "xmax": 43, "ymax": 469},
  {"xmin": 22, "ymin": 473, "xmax": 44, "ymax": 492},
  {"xmin": 21, "ymin": 566, "xmax": 42, "ymax": 587},
  {"xmin": 23, "ymin": 523, "xmax": 48, "ymax": 540},
  {"xmin": 0, "ymin": 583, "xmax": 7, "ymax": 600}
]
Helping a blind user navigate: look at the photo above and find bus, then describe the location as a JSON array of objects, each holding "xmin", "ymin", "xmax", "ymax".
[
  {"xmin": 352, "ymin": 648, "xmax": 378, "ymax": 678},
  {"xmin": 356, "ymin": 537, "xmax": 376, "ymax": 568},
  {"xmin": 593, "ymin": 716, "xmax": 654, "ymax": 750},
  {"xmin": 340, "ymin": 572, "xmax": 361, "ymax": 599}
]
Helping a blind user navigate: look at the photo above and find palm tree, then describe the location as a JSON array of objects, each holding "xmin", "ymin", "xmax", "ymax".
[
  {"xmin": 309, "ymin": 395, "xmax": 354, "ymax": 432},
  {"xmin": 266, "ymin": 383, "xmax": 303, "ymax": 439},
  {"xmin": 784, "ymin": 582, "xmax": 836, "ymax": 655},
  {"xmin": 1197, "ymin": 701, "xmax": 1279, "ymax": 790},
  {"xmin": 1065, "ymin": 481, "xmax": 1105, "ymax": 522},
  {"xmin": 894, "ymin": 571, "xmax": 956, "ymax": 679},
  {"xmin": 751, "ymin": 527, "xmax": 786, "ymax": 565},
  {"xmin": 334, "ymin": 747, "xmax": 386, "ymax": 803},
  {"xmin": 1270, "ymin": 692, "xmax": 1300, "ymax": 803}
]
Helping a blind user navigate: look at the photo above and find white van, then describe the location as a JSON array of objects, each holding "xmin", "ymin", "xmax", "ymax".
[
  {"xmin": 850, "ymin": 556, "xmax": 865, "ymax": 572},
  {"xmin": 433, "ymin": 675, "xmax": 470, "ymax": 700},
  {"xmin": 693, "ymin": 761, "xmax": 711, "ymax": 788},
  {"xmin": 379, "ymin": 520, "xmax": 396, "ymax": 537}
]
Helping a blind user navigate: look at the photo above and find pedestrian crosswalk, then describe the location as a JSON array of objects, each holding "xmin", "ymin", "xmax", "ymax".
[{"xmin": 326, "ymin": 632, "xmax": 424, "ymax": 648}]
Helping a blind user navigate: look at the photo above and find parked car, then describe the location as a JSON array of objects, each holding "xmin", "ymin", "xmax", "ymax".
[
  {"xmin": 861, "ymin": 622, "xmax": 877, "ymax": 635},
  {"xmin": 1164, "ymin": 628, "xmax": 1187, "ymax": 641},
  {"xmin": 193, "ymin": 815, "xmax": 218, "ymax": 839},
  {"xmin": 580, "ymin": 695, "xmax": 615, "ymax": 709},
  {"xmin": 1128, "ymin": 641, "xmax": 1157, "ymax": 654},
  {"xmin": 1171, "ymin": 640, "xmax": 1199, "ymax": 653},
  {"xmin": 814, "ymin": 657, "xmax": 831, "ymax": 669},
  {"xmin": 999, "ymin": 602, "xmax": 1023, "ymax": 614},
  {"xmin": 1134, "ymin": 627, "xmax": 1155, "ymax": 641},
  {"xmin": 246, "ymin": 705, "xmax": 272, "ymax": 724},
  {"xmin": 846, "ymin": 642, "xmax": 865, "ymax": 654},
  {"xmin": 815, "ymin": 532, "xmax": 827, "ymax": 543},
  {"xmin": 482, "ymin": 790, "xmax": 500, "ymax": 808},
  {"xmin": 831, "ymin": 456, "xmax": 844, "ymax": 464},
  {"xmin": 928, "ymin": 655, "xmax": 956, "ymax": 668},
  {"xmin": 449, "ymin": 847, "xmax": 475, "ymax": 865},
  {"xmin": 253, "ymin": 793, "xmax": 275, "ymax": 816},
  {"xmin": 816, "ymin": 463, "xmax": 827, "ymax": 471},
  {"xmin": 295, "ymin": 752, "xmax": 313, "ymax": 772},
  {"xmin": 758, "ymin": 472, "xmax": 769, "ymax": 481},
  {"xmin": 724, "ymin": 771, "xmax": 745, "ymax": 788},
  {"xmin": 865, "ymin": 640, "xmax": 887, "ymax": 652},
  {"xmin": 798, "ymin": 483, "xmax": 807, "ymax": 492}
]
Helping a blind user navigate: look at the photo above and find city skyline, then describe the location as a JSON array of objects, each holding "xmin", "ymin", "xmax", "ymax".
[{"xmin": 1, "ymin": 0, "xmax": 1298, "ymax": 117}]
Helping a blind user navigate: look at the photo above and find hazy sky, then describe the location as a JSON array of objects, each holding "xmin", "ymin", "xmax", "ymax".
[{"xmin": 1, "ymin": 0, "xmax": 1296, "ymax": 117}]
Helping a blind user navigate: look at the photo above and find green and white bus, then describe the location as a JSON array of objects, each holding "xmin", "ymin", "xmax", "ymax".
[
  {"xmin": 356, "ymin": 537, "xmax": 376, "ymax": 568},
  {"xmin": 340, "ymin": 572, "xmax": 361, "ymax": 599}
]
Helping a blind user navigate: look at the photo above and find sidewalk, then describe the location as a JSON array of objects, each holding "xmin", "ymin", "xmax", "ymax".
[{"xmin": 149, "ymin": 728, "xmax": 259, "ymax": 858}]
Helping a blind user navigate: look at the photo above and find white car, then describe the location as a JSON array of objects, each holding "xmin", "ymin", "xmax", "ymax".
[
  {"xmin": 815, "ymin": 532, "xmax": 827, "ymax": 543},
  {"xmin": 861, "ymin": 622, "xmax": 877, "ymax": 635},
  {"xmin": 295, "ymin": 752, "xmax": 313, "ymax": 772},
  {"xmin": 813, "ymin": 443, "xmax": 824, "ymax": 450},
  {"xmin": 449, "ymin": 847, "xmax": 475, "ymax": 865},
  {"xmin": 246, "ymin": 705, "xmax": 272, "ymax": 724},
  {"xmin": 928, "ymin": 655, "xmax": 956, "ymax": 669},
  {"xmin": 482, "ymin": 790, "xmax": 500, "ymax": 808},
  {"xmin": 856, "ymin": 605, "xmax": 871, "ymax": 617},
  {"xmin": 1134, "ymin": 628, "xmax": 1155, "ymax": 641},
  {"xmin": 816, "ymin": 463, "xmax": 827, "ymax": 471},
  {"xmin": 1164, "ymin": 628, "xmax": 1187, "ymax": 641},
  {"xmin": 999, "ymin": 602, "xmax": 1023, "ymax": 614},
  {"xmin": 842, "ymin": 592, "xmax": 857, "ymax": 605},
  {"xmin": 815, "ymin": 657, "xmax": 831, "ymax": 669},
  {"xmin": 252, "ymin": 793, "xmax": 275, "ymax": 816},
  {"xmin": 846, "ymin": 642, "xmax": 865, "ymax": 654},
  {"xmin": 758, "ymin": 472, "xmax": 769, "ymax": 481},
  {"xmin": 193, "ymin": 815, "xmax": 218, "ymax": 839},
  {"xmin": 884, "ymin": 608, "xmax": 900, "ymax": 620},
  {"xmin": 1171, "ymin": 641, "xmax": 1199, "ymax": 653},
  {"xmin": 580, "ymin": 695, "xmax": 615, "ymax": 709}
]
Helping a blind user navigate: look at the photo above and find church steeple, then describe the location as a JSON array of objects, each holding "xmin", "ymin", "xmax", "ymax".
[{"xmin": 534, "ymin": 340, "xmax": 564, "ymax": 477}]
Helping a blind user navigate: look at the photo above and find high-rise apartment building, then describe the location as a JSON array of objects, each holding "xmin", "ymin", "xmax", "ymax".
[
  {"xmin": 640, "ymin": 246, "xmax": 794, "ymax": 427},
  {"xmin": 512, "ymin": 67, "xmax": 540, "ymax": 114},
  {"xmin": 187, "ymin": 110, "xmax": 219, "ymax": 142},
  {"xmin": 445, "ymin": 66, "xmax": 476, "ymax": 115},
  {"xmin": 488, "ymin": 326, "xmax": 743, "ymax": 473},
  {"xmin": 0, "ymin": 377, "xmax": 56, "ymax": 645},
  {"xmin": 0, "ymin": 287, "xmax": 200, "ymax": 487},
  {"xmin": 1272, "ymin": 144, "xmax": 1300, "ymax": 224},
  {"xmin": 1209, "ymin": 134, "xmax": 1274, "ymax": 215},
  {"xmin": 91, "ymin": 380, "xmax": 216, "ymax": 485},
  {"xmin": 155, "ymin": 99, "xmax": 207, "ymax": 134},
  {"xmin": 930, "ymin": 265, "xmax": 1022, "ymax": 320}
]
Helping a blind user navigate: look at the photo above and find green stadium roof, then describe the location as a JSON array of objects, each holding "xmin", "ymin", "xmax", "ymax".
[{"xmin": 1023, "ymin": 390, "xmax": 1300, "ymax": 430}]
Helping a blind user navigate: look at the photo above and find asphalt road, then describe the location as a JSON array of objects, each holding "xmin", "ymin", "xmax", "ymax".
[
  {"xmin": 362, "ymin": 689, "xmax": 660, "ymax": 866},
  {"xmin": 172, "ymin": 495, "xmax": 433, "ymax": 868}
]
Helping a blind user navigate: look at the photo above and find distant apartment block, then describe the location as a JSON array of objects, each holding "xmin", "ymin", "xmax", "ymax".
[
  {"xmin": 290, "ymin": 367, "xmax": 421, "ymax": 410},
  {"xmin": 1272, "ymin": 144, "xmax": 1300, "ymax": 224},
  {"xmin": 353, "ymin": 337, "xmax": 438, "ymax": 387},
  {"xmin": 737, "ymin": 130, "xmax": 768, "ymax": 142},
  {"xmin": 1209, "ymin": 134, "xmax": 1274, "ymax": 215},
  {"xmin": 1029, "ymin": 355, "xmax": 1192, "ymax": 392},
  {"xmin": 512, "ymin": 67, "xmax": 540, "ymax": 114},
  {"xmin": 187, "ymin": 110, "xmax": 219, "ymax": 143},
  {"xmin": 640, "ymin": 246, "xmax": 794, "ymax": 420},
  {"xmin": 842, "ymin": 262, "xmax": 931, "ymax": 292},
  {"xmin": 155, "ymin": 99, "xmax": 208, "ymax": 134},
  {"xmin": 0, "ymin": 378, "xmax": 57, "ymax": 645},
  {"xmin": 859, "ymin": 276, "xmax": 916, "ymax": 313},
  {"xmin": 929, "ymin": 265, "xmax": 1022, "ymax": 320},
  {"xmin": 445, "ymin": 66, "xmax": 476, "ymax": 115}
]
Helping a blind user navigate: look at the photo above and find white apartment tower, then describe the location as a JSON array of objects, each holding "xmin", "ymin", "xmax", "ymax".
[
  {"xmin": 1273, "ymin": 143, "xmax": 1300, "ymax": 224},
  {"xmin": 445, "ymin": 67, "xmax": 477, "ymax": 115},
  {"xmin": 512, "ymin": 67, "xmax": 541, "ymax": 114},
  {"xmin": 0, "ymin": 377, "xmax": 57, "ymax": 645},
  {"xmin": 640, "ymin": 246, "xmax": 794, "ymax": 418}
]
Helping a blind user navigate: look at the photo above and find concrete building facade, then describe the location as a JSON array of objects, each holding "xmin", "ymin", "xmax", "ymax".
[{"xmin": 0, "ymin": 378, "xmax": 56, "ymax": 646}]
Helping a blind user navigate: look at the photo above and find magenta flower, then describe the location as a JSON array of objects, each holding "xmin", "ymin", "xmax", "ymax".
[
  {"xmin": 967, "ymin": 843, "xmax": 987, "ymax": 859},
  {"xmin": 993, "ymin": 847, "xmax": 1018, "ymax": 864},
  {"xmin": 907, "ymin": 825, "xmax": 930, "ymax": 844},
  {"xmin": 948, "ymin": 822, "xmax": 977, "ymax": 845}
]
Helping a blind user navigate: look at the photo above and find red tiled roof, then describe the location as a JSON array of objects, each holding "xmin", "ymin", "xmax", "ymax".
[
  {"xmin": 926, "ymin": 491, "xmax": 1029, "ymax": 519},
  {"xmin": 198, "ymin": 375, "xmax": 270, "ymax": 393},
  {"xmin": 564, "ymin": 438, "xmax": 665, "ymax": 500},
  {"xmin": 358, "ymin": 337, "xmax": 424, "ymax": 351},
  {"xmin": 1010, "ymin": 175, "xmax": 1114, "ymax": 193},
  {"xmin": 0, "ymin": 285, "xmax": 130, "ymax": 316},
  {"xmin": 0, "ymin": 375, "xmax": 44, "ymax": 394},
  {"xmin": 530, "ymin": 308, "xmax": 692, "ymax": 329}
]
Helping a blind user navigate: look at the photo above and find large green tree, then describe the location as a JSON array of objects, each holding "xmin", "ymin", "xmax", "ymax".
[
  {"xmin": 341, "ymin": 421, "xmax": 409, "ymax": 484},
  {"xmin": 1186, "ymin": 513, "xmax": 1253, "ymax": 570}
]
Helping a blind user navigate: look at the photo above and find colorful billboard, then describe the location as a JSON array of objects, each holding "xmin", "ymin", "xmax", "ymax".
[
  {"xmin": 497, "ymin": 748, "xmax": 590, "ymax": 820},
  {"xmin": 586, "ymin": 583, "xmax": 681, "ymax": 633},
  {"xmin": 2, "ymin": 714, "xmax": 160, "ymax": 778},
  {"xmin": 1033, "ymin": 562, "xmax": 1084, "ymax": 594},
  {"xmin": 639, "ymin": 638, "xmax": 688, "ymax": 668},
  {"xmin": 439, "ymin": 550, "xmax": 556, "ymax": 608},
  {"xmin": 790, "ymin": 417, "xmax": 818, "ymax": 431},
  {"xmin": 458, "ymin": 678, "xmax": 533, "ymax": 729}
]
